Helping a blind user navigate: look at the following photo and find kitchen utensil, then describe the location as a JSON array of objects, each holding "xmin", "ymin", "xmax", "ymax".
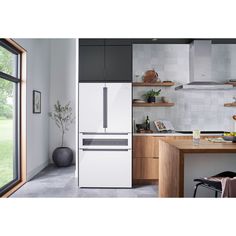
[{"xmin": 143, "ymin": 69, "xmax": 159, "ymax": 83}]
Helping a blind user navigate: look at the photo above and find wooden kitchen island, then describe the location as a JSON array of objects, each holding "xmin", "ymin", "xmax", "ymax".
[{"xmin": 159, "ymin": 139, "xmax": 236, "ymax": 197}]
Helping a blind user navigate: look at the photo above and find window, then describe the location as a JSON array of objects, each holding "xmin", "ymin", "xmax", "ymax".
[{"xmin": 0, "ymin": 39, "xmax": 22, "ymax": 196}]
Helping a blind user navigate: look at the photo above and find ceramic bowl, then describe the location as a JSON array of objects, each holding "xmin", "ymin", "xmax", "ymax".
[{"xmin": 222, "ymin": 136, "xmax": 236, "ymax": 142}]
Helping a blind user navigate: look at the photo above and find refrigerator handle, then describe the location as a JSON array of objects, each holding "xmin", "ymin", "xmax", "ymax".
[
  {"xmin": 81, "ymin": 149, "xmax": 129, "ymax": 152},
  {"xmin": 103, "ymin": 87, "xmax": 108, "ymax": 128}
]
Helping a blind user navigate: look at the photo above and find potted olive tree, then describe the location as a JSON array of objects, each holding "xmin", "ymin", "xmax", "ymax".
[
  {"xmin": 143, "ymin": 89, "xmax": 161, "ymax": 103},
  {"xmin": 49, "ymin": 101, "xmax": 74, "ymax": 167}
]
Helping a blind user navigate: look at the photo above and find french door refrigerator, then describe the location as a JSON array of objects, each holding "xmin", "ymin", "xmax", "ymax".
[{"xmin": 79, "ymin": 83, "xmax": 132, "ymax": 188}]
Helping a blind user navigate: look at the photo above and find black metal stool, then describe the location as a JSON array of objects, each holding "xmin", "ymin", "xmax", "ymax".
[{"xmin": 193, "ymin": 171, "xmax": 236, "ymax": 197}]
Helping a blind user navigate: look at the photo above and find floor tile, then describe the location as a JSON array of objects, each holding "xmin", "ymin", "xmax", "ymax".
[{"xmin": 11, "ymin": 165, "xmax": 158, "ymax": 198}]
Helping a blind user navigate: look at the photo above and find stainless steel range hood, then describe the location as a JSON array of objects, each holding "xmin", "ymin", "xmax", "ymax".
[{"xmin": 175, "ymin": 40, "xmax": 233, "ymax": 90}]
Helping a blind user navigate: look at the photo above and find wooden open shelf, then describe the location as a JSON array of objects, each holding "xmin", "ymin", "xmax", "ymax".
[
  {"xmin": 133, "ymin": 102, "xmax": 175, "ymax": 107},
  {"xmin": 133, "ymin": 82, "xmax": 175, "ymax": 87},
  {"xmin": 224, "ymin": 102, "xmax": 236, "ymax": 107}
]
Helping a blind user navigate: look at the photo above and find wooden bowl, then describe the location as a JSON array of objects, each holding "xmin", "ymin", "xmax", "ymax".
[{"xmin": 143, "ymin": 70, "xmax": 158, "ymax": 83}]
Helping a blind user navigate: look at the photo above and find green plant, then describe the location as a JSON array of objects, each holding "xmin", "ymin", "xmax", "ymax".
[
  {"xmin": 49, "ymin": 101, "xmax": 74, "ymax": 147},
  {"xmin": 143, "ymin": 89, "xmax": 161, "ymax": 99}
]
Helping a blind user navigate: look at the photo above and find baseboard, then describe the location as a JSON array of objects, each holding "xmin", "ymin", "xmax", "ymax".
[{"xmin": 27, "ymin": 160, "xmax": 49, "ymax": 181}]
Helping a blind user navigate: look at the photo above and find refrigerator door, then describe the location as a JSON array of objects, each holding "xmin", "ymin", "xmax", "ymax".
[
  {"xmin": 105, "ymin": 83, "xmax": 132, "ymax": 133},
  {"xmin": 79, "ymin": 83, "xmax": 105, "ymax": 133},
  {"xmin": 79, "ymin": 149, "xmax": 132, "ymax": 188}
]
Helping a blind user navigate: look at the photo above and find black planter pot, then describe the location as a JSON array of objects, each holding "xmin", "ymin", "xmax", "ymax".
[
  {"xmin": 147, "ymin": 96, "xmax": 155, "ymax": 103},
  {"xmin": 52, "ymin": 147, "xmax": 73, "ymax": 167}
]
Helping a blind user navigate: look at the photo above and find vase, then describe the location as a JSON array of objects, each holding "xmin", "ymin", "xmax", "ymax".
[
  {"xmin": 147, "ymin": 96, "xmax": 155, "ymax": 103},
  {"xmin": 52, "ymin": 147, "xmax": 73, "ymax": 167}
]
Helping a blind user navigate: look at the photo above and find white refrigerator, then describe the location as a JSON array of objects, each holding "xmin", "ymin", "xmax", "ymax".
[{"xmin": 79, "ymin": 83, "xmax": 132, "ymax": 188}]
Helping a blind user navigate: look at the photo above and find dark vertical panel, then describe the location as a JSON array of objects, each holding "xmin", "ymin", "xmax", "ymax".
[
  {"xmin": 105, "ymin": 45, "xmax": 132, "ymax": 82},
  {"xmin": 79, "ymin": 46, "xmax": 105, "ymax": 82}
]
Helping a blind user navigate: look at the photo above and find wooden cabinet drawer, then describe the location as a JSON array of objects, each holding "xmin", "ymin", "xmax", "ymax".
[
  {"xmin": 133, "ymin": 157, "xmax": 159, "ymax": 180},
  {"xmin": 133, "ymin": 136, "xmax": 159, "ymax": 158}
]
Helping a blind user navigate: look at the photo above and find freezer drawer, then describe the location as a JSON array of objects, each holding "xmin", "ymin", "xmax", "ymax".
[
  {"xmin": 79, "ymin": 133, "xmax": 132, "ymax": 150},
  {"xmin": 79, "ymin": 149, "xmax": 132, "ymax": 188}
]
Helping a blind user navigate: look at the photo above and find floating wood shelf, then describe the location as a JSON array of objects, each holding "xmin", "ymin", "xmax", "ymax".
[
  {"xmin": 133, "ymin": 102, "xmax": 175, "ymax": 107},
  {"xmin": 224, "ymin": 103, "xmax": 236, "ymax": 107},
  {"xmin": 132, "ymin": 82, "xmax": 175, "ymax": 87}
]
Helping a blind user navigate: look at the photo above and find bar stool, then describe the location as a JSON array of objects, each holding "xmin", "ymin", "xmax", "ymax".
[{"xmin": 193, "ymin": 171, "xmax": 236, "ymax": 197}]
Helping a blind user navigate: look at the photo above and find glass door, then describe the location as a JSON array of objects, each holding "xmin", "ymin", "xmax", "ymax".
[{"xmin": 0, "ymin": 40, "xmax": 20, "ymax": 196}]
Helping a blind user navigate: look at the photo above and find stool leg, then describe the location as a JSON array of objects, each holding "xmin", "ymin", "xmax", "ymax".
[
  {"xmin": 215, "ymin": 191, "xmax": 218, "ymax": 198},
  {"xmin": 193, "ymin": 183, "xmax": 202, "ymax": 198}
]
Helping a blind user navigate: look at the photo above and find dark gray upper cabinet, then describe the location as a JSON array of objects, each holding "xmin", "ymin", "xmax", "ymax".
[
  {"xmin": 79, "ymin": 39, "xmax": 105, "ymax": 46},
  {"xmin": 79, "ymin": 39, "xmax": 132, "ymax": 82},
  {"xmin": 105, "ymin": 39, "xmax": 132, "ymax": 46},
  {"xmin": 105, "ymin": 46, "xmax": 132, "ymax": 82},
  {"xmin": 79, "ymin": 46, "xmax": 105, "ymax": 82}
]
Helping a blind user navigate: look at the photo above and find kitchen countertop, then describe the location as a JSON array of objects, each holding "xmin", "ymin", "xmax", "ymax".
[
  {"xmin": 158, "ymin": 139, "xmax": 236, "ymax": 197},
  {"xmin": 133, "ymin": 132, "xmax": 223, "ymax": 137}
]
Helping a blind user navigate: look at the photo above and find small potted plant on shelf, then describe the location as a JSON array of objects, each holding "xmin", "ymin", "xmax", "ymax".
[
  {"xmin": 143, "ymin": 89, "xmax": 161, "ymax": 103},
  {"xmin": 49, "ymin": 100, "xmax": 75, "ymax": 167}
]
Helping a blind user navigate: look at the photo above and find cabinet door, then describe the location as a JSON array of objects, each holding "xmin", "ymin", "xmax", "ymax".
[
  {"xmin": 133, "ymin": 136, "xmax": 160, "ymax": 158},
  {"xmin": 79, "ymin": 83, "xmax": 105, "ymax": 132},
  {"xmin": 133, "ymin": 158, "xmax": 159, "ymax": 180},
  {"xmin": 79, "ymin": 46, "xmax": 105, "ymax": 82},
  {"xmin": 105, "ymin": 46, "xmax": 132, "ymax": 82},
  {"xmin": 105, "ymin": 83, "xmax": 132, "ymax": 133}
]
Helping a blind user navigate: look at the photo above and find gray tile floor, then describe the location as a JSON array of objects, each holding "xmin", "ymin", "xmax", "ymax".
[{"xmin": 11, "ymin": 165, "xmax": 158, "ymax": 198}]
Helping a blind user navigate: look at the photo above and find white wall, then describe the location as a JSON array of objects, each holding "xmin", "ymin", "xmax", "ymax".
[
  {"xmin": 133, "ymin": 44, "xmax": 236, "ymax": 131},
  {"xmin": 14, "ymin": 39, "xmax": 51, "ymax": 180},
  {"xmin": 49, "ymin": 39, "xmax": 76, "ymax": 163}
]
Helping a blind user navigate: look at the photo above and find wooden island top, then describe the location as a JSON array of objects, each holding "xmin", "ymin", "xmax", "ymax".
[
  {"xmin": 161, "ymin": 139, "xmax": 236, "ymax": 153},
  {"xmin": 159, "ymin": 139, "xmax": 236, "ymax": 197}
]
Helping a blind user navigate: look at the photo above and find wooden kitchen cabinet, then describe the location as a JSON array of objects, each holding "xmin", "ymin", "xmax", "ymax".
[
  {"xmin": 133, "ymin": 136, "xmax": 160, "ymax": 182},
  {"xmin": 133, "ymin": 157, "xmax": 159, "ymax": 180},
  {"xmin": 132, "ymin": 135, "xmax": 219, "ymax": 184},
  {"xmin": 132, "ymin": 135, "xmax": 194, "ymax": 183},
  {"xmin": 133, "ymin": 136, "xmax": 159, "ymax": 158}
]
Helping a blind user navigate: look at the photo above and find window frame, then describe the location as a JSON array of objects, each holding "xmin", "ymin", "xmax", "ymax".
[{"xmin": 0, "ymin": 39, "xmax": 27, "ymax": 197}]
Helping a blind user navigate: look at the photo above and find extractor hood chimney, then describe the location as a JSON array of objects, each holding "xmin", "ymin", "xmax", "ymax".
[{"xmin": 175, "ymin": 40, "xmax": 233, "ymax": 90}]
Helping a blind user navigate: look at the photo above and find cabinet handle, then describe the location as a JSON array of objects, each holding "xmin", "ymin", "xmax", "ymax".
[{"xmin": 153, "ymin": 156, "xmax": 159, "ymax": 159}]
